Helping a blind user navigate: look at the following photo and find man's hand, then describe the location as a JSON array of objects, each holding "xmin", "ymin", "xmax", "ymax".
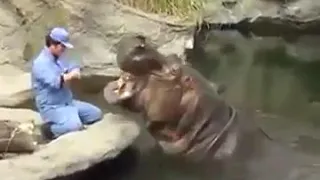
[
  {"xmin": 69, "ymin": 69, "xmax": 81, "ymax": 79},
  {"xmin": 62, "ymin": 69, "xmax": 81, "ymax": 86}
]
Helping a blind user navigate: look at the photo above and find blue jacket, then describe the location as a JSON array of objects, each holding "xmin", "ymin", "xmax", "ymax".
[{"xmin": 31, "ymin": 47, "xmax": 80, "ymax": 113}]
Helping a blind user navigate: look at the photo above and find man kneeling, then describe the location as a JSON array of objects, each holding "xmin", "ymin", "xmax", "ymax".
[{"xmin": 31, "ymin": 27, "xmax": 102, "ymax": 139}]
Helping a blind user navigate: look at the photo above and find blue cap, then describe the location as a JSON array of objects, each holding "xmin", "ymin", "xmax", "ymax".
[{"xmin": 49, "ymin": 27, "xmax": 74, "ymax": 48}]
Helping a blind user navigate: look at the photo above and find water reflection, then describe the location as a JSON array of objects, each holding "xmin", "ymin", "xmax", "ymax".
[
  {"xmin": 189, "ymin": 31, "xmax": 320, "ymax": 179},
  {"xmin": 192, "ymin": 33, "xmax": 320, "ymax": 126}
]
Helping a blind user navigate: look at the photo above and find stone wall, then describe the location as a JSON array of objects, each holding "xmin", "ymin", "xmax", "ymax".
[
  {"xmin": 203, "ymin": 0, "xmax": 320, "ymax": 34},
  {"xmin": 1, "ymin": 0, "xmax": 320, "ymax": 78},
  {"xmin": 0, "ymin": 0, "xmax": 194, "ymax": 79}
]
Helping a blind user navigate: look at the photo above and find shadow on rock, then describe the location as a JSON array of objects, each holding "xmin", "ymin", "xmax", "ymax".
[{"xmin": 50, "ymin": 146, "xmax": 140, "ymax": 180}]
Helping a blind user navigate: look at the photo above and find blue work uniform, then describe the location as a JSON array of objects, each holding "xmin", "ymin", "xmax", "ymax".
[{"xmin": 31, "ymin": 47, "xmax": 102, "ymax": 138}]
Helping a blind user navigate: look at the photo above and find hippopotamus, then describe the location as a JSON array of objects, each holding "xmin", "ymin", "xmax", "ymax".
[
  {"xmin": 104, "ymin": 64, "xmax": 238, "ymax": 161},
  {"xmin": 103, "ymin": 34, "xmax": 238, "ymax": 161}
]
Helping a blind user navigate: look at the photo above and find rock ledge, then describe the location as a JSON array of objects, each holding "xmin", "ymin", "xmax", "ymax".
[{"xmin": 0, "ymin": 113, "xmax": 140, "ymax": 180}]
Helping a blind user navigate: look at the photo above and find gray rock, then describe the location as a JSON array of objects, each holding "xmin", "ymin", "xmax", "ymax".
[
  {"xmin": 0, "ymin": 113, "xmax": 140, "ymax": 180},
  {"xmin": 0, "ymin": 64, "xmax": 32, "ymax": 107},
  {"xmin": 1, "ymin": 0, "xmax": 320, "ymax": 80},
  {"xmin": 203, "ymin": 0, "xmax": 320, "ymax": 36},
  {"xmin": 0, "ymin": 107, "xmax": 41, "ymax": 125},
  {"xmin": 0, "ymin": 107, "xmax": 39, "ymax": 154},
  {"xmin": 0, "ymin": 0, "xmax": 194, "ymax": 78}
]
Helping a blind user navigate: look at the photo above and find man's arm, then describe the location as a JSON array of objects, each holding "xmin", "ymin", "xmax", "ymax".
[
  {"xmin": 54, "ymin": 56, "xmax": 81, "ymax": 83},
  {"xmin": 32, "ymin": 60, "xmax": 63, "ymax": 89}
]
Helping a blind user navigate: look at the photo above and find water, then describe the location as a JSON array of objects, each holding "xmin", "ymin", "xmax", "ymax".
[{"xmin": 56, "ymin": 30, "xmax": 320, "ymax": 180}]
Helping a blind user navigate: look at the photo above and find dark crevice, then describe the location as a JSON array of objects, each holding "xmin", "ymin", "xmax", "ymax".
[{"xmin": 49, "ymin": 146, "xmax": 140, "ymax": 180}]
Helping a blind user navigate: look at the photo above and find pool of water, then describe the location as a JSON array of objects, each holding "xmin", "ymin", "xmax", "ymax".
[{"xmin": 57, "ymin": 30, "xmax": 320, "ymax": 180}]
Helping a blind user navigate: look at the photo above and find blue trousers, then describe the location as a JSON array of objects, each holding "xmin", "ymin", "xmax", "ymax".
[{"xmin": 40, "ymin": 100, "xmax": 103, "ymax": 138}]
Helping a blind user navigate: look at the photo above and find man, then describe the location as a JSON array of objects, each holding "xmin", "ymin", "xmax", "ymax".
[{"xmin": 31, "ymin": 27, "xmax": 102, "ymax": 139}]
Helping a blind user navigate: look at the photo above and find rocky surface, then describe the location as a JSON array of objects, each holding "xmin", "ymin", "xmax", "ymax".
[
  {"xmin": 0, "ymin": 107, "xmax": 41, "ymax": 126},
  {"xmin": 1, "ymin": 0, "xmax": 320, "ymax": 80},
  {"xmin": 0, "ymin": 0, "xmax": 319, "ymax": 90},
  {"xmin": 0, "ymin": 113, "xmax": 140, "ymax": 180},
  {"xmin": 0, "ymin": 64, "xmax": 32, "ymax": 107},
  {"xmin": 0, "ymin": 0, "xmax": 194, "ymax": 81},
  {"xmin": 203, "ymin": 0, "xmax": 320, "ymax": 36},
  {"xmin": 0, "ymin": 108, "xmax": 39, "ymax": 154}
]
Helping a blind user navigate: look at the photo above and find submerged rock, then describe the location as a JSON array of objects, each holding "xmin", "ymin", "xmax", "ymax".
[{"xmin": 0, "ymin": 113, "xmax": 140, "ymax": 180}]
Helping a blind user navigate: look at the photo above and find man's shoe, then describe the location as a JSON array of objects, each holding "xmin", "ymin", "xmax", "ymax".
[{"xmin": 40, "ymin": 123, "xmax": 55, "ymax": 140}]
